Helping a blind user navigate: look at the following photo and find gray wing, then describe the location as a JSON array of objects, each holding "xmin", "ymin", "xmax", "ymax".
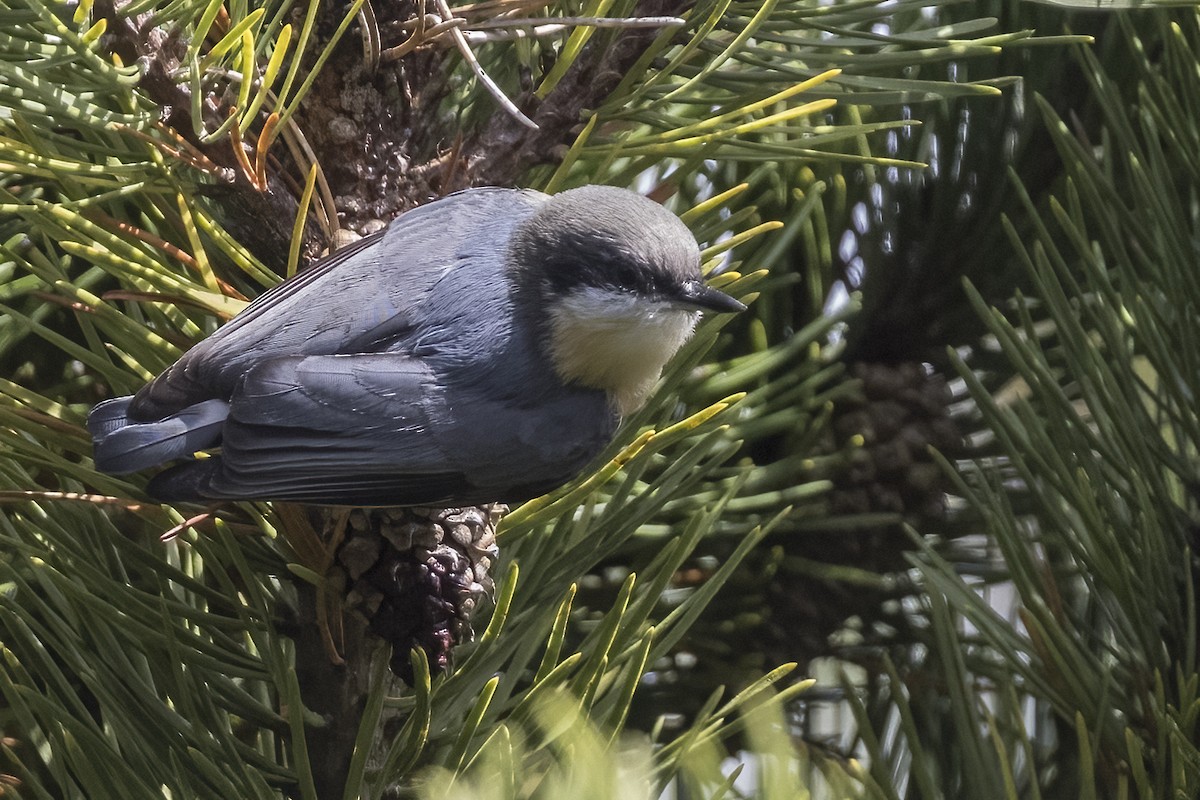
[
  {"xmin": 147, "ymin": 353, "xmax": 471, "ymax": 505},
  {"xmin": 144, "ymin": 351, "xmax": 617, "ymax": 507},
  {"xmin": 129, "ymin": 187, "xmax": 548, "ymax": 421}
]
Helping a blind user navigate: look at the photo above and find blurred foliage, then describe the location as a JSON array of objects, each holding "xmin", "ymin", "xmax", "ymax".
[
  {"xmin": 842, "ymin": 8, "xmax": 1200, "ymax": 798},
  {"xmin": 418, "ymin": 685, "xmax": 875, "ymax": 800}
]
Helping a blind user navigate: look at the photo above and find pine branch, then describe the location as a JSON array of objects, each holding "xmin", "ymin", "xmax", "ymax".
[
  {"xmin": 292, "ymin": 579, "xmax": 380, "ymax": 800},
  {"xmin": 464, "ymin": 0, "xmax": 690, "ymax": 187},
  {"xmin": 0, "ymin": 0, "xmax": 1100, "ymax": 795}
]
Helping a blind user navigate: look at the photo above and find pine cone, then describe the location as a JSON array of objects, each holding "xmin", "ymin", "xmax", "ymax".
[
  {"xmin": 829, "ymin": 361, "xmax": 961, "ymax": 519},
  {"xmin": 331, "ymin": 505, "xmax": 503, "ymax": 681},
  {"xmin": 756, "ymin": 362, "xmax": 963, "ymax": 671}
]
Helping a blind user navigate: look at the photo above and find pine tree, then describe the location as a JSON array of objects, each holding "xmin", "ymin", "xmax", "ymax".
[{"xmin": 0, "ymin": 0, "xmax": 1122, "ymax": 797}]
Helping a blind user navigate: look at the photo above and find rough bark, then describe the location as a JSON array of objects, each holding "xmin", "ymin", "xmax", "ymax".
[{"xmin": 292, "ymin": 579, "xmax": 380, "ymax": 800}]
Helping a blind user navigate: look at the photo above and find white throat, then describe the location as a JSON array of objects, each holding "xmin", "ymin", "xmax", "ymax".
[{"xmin": 547, "ymin": 287, "xmax": 698, "ymax": 416}]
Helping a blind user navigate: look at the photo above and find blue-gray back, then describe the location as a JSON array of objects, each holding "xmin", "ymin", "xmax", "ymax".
[{"xmin": 128, "ymin": 187, "xmax": 548, "ymax": 420}]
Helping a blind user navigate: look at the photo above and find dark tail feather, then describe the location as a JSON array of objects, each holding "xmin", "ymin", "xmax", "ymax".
[
  {"xmin": 90, "ymin": 398, "xmax": 230, "ymax": 474},
  {"xmin": 87, "ymin": 396, "xmax": 134, "ymax": 439},
  {"xmin": 146, "ymin": 458, "xmax": 223, "ymax": 502}
]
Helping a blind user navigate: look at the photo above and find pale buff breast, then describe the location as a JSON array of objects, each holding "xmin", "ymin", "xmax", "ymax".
[{"xmin": 547, "ymin": 287, "xmax": 698, "ymax": 416}]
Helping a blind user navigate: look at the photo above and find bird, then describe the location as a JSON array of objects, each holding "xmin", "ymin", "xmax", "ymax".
[{"xmin": 87, "ymin": 184, "xmax": 746, "ymax": 507}]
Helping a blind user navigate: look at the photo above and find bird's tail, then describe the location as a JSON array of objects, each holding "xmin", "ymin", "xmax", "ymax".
[
  {"xmin": 87, "ymin": 396, "xmax": 134, "ymax": 438},
  {"xmin": 88, "ymin": 397, "xmax": 230, "ymax": 475},
  {"xmin": 146, "ymin": 458, "xmax": 223, "ymax": 502}
]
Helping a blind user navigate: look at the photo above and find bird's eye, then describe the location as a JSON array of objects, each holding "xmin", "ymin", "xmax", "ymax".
[{"xmin": 614, "ymin": 264, "xmax": 639, "ymax": 288}]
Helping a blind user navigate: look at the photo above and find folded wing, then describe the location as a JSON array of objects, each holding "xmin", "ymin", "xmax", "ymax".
[
  {"xmin": 128, "ymin": 188, "xmax": 546, "ymax": 421},
  {"xmin": 147, "ymin": 353, "xmax": 474, "ymax": 506}
]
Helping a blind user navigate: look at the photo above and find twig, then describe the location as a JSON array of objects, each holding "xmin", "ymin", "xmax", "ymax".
[
  {"xmin": 413, "ymin": 0, "xmax": 427, "ymax": 39},
  {"xmin": 379, "ymin": 0, "xmax": 468, "ymax": 64},
  {"xmin": 380, "ymin": 16, "xmax": 465, "ymax": 62},
  {"xmin": 290, "ymin": 505, "xmax": 381, "ymax": 799},
  {"xmin": 160, "ymin": 508, "xmax": 219, "ymax": 541},
  {"xmin": 466, "ymin": 0, "xmax": 691, "ymax": 185},
  {"xmin": 315, "ymin": 509, "xmax": 351, "ymax": 665},
  {"xmin": 433, "ymin": 0, "xmax": 538, "ymax": 130},
  {"xmin": 458, "ymin": 17, "xmax": 683, "ymax": 45},
  {"xmin": 450, "ymin": 0, "xmax": 547, "ymax": 16},
  {"xmin": 469, "ymin": 14, "xmax": 685, "ymax": 29},
  {"xmin": 439, "ymin": 133, "xmax": 466, "ymax": 194},
  {"xmin": 358, "ymin": 0, "xmax": 381, "ymax": 72},
  {"xmin": 0, "ymin": 490, "xmax": 144, "ymax": 511}
]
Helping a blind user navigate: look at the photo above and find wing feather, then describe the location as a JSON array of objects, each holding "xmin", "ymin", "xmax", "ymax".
[
  {"xmin": 129, "ymin": 188, "xmax": 547, "ymax": 420},
  {"xmin": 150, "ymin": 353, "xmax": 474, "ymax": 505}
]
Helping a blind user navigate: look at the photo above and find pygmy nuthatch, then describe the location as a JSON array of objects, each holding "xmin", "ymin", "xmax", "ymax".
[{"xmin": 88, "ymin": 185, "xmax": 746, "ymax": 506}]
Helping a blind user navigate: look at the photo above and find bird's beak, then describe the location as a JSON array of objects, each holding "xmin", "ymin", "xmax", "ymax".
[{"xmin": 676, "ymin": 280, "xmax": 747, "ymax": 313}]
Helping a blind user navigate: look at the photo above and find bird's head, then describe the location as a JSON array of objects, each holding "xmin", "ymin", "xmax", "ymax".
[{"xmin": 510, "ymin": 185, "xmax": 746, "ymax": 416}]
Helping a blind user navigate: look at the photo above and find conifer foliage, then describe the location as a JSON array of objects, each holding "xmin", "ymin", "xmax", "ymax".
[{"xmin": 0, "ymin": 0, "xmax": 1158, "ymax": 797}]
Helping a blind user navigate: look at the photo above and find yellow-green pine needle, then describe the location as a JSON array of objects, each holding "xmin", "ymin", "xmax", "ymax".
[
  {"xmin": 73, "ymin": 0, "xmax": 93, "ymax": 25},
  {"xmin": 81, "ymin": 18, "xmax": 106, "ymax": 45},
  {"xmin": 479, "ymin": 561, "xmax": 519, "ymax": 646},
  {"xmin": 534, "ymin": 585, "xmax": 577, "ymax": 684},
  {"xmin": 199, "ymin": 8, "xmax": 265, "ymax": 72},
  {"xmin": 275, "ymin": 0, "xmax": 321, "ymax": 113},
  {"xmin": 177, "ymin": 194, "xmax": 219, "ymax": 293},
  {"xmin": 501, "ymin": 430, "xmax": 656, "ymax": 530},
  {"xmin": 658, "ymin": 0, "xmax": 778, "ymax": 104},
  {"xmin": 620, "ymin": 0, "xmax": 730, "ymax": 109},
  {"xmin": 680, "ymin": 183, "xmax": 750, "ymax": 224},
  {"xmin": 654, "ymin": 394, "xmax": 744, "ymax": 444},
  {"xmin": 701, "ymin": 221, "xmax": 785, "ymax": 261},
  {"xmin": 670, "ymin": 69, "xmax": 842, "ymax": 140},
  {"xmin": 288, "ymin": 163, "xmax": 318, "ymax": 278},
  {"xmin": 244, "ymin": 24, "xmax": 292, "ymax": 125},
  {"xmin": 448, "ymin": 676, "xmax": 501, "ymax": 773},
  {"xmin": 536, "ymin": 0, "xmax": 617, "ymax": 98},
  {"xmin": 542, "ymin": 114, "xmax": 599, "ymax": 195},
  {"xmin": 277, "ymin": 0, "xmax": 364, "ymax": 129},
  {"xmin": 235, "ymin": 31, "xmax": 255, "ymax": 128},
  {"xmin": 661, "ymin": 98, "xmax": 839, "ymax": 147},
  {"xmin": 188, "ymin": 0, "xmax": 228, "ymax": 64},
  {"xmin": 284, "ymin": 563, "xmax": 324, "ymax": 587}
]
